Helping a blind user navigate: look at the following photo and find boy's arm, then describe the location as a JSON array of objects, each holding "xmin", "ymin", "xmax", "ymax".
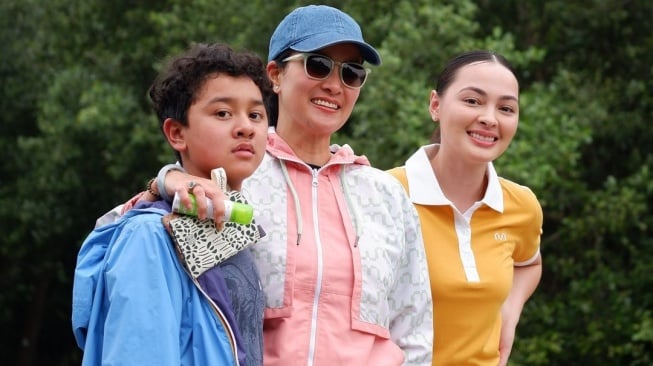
[{"xmin": 102, "ymin": 218, "xmax": 184, "ymax": 365}]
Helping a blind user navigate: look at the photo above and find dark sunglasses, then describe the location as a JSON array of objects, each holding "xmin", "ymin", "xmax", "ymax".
[{"xmin": 282, "ymin": 53, "xmax": 370, "ymax": 89}]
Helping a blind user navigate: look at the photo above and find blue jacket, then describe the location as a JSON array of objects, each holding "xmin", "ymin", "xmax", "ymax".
[{"xmin": 72, "ymin": 207, "xmax": 239, "ymax": 365}]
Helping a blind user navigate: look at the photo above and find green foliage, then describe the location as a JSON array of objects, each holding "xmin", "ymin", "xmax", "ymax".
[
  {"xmin": 342, "ymin": 0, "xmax": 485, "ymax": 169},
  {"xmin": 343, "ymin": 0, "xmax": 545, "ymax": 170},
  {"xmin": 1, "ymin": 0, "xmax": 652, "ymax": 365},
  {"xmin": 474, "ymin": 1, "xmax": 653, "ymax": 364}
]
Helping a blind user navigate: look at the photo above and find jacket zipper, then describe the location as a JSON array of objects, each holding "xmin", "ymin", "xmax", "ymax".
[
  {"xmin": 192, "ymin": 278, "xmax": 241, "ymax": 366},
  {"xmin": 306, "ymin": 168, "xmax": 323, "ymax": 366}
]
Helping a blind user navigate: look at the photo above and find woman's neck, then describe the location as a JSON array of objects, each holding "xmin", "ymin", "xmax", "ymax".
[
  {"xmin": 429, "ymin": 145, "xmax": 488, "ymax": 213},
  {"xmin": 276, "ymin": 123, "xmax": 332, "ymax": 166}
]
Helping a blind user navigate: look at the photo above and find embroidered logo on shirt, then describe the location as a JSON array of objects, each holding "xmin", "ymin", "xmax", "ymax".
[{"xmin": 494, "ymin": 232, "xmax": 507, "ymax": 241}]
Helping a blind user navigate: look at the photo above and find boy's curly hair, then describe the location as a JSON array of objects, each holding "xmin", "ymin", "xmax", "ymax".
[{"xmin": 149, "ymin": 43, "xmax": 272, "ymax": 128}]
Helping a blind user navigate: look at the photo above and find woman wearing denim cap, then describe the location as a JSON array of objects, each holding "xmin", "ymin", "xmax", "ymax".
[{"xmin": 141, "ymin": 4, "xmax": 434, "ymax": 366}]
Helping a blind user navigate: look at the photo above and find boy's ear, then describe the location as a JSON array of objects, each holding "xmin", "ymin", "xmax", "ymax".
[{"xmin": 162, "ymin": 118, "xmax": 187, "ymax": 152}]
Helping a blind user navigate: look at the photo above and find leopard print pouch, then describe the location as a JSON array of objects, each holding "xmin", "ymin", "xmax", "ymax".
[{"xmin": 164, "ymin": 190, "xmax": 263, "ymax": 279}]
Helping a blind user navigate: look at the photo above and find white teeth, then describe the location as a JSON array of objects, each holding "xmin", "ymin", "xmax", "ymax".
[
  {"xmin": 313, "ymin": 99, "xmax": 338, "ymax": 109},
  {"xmin": 469, "ymin": 132, "xmax": 496, "ymax": 142}
]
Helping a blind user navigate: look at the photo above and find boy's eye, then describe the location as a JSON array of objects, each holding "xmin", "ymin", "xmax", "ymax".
[
  {"xmin": 216, "ymin": 110, "xmax": 231, "ymax": 118},
  {"xmin": 250, "ymin": 112, "xmax": 264, "ymax": 121}
]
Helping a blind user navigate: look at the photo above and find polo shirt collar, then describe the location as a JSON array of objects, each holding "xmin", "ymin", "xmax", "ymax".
[{"xmin": 404, "ymin": 144, "xmax": 504, "ymax": 213}]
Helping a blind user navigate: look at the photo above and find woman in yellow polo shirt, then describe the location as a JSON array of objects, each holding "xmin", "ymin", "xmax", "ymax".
[{"xmin": 388, "ymin": 50, "xmax": 543, "ymax": 366}]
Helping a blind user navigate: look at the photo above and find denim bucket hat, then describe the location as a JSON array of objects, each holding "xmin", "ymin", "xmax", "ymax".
[{"xmin": 268, "ymin": 5, "xmax": 381, "ymax": 65}]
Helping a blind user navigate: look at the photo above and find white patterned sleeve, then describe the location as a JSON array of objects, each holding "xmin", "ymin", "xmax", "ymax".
[{"xmin": 388, "ymin": 185, "xmax": 433, "ymax": 366}]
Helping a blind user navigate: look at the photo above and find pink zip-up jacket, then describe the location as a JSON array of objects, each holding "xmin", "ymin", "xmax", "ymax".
[{"xmin": 242, "ymin": 130, "xmax": 433, "ymax": 366}]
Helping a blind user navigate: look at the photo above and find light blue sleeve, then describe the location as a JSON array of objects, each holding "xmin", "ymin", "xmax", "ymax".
[
  {"xmin": 72, "ymin": 221, "xmax": 117, "ymax": 349},
  {"xmin": 101, "ymin": 214, "xmax": 186, "ymax": 366}
]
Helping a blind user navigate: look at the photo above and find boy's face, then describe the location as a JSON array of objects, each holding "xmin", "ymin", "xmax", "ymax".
[{"xmin": 173, "ymin": 74, "xmax": 268, "ymax": 190}]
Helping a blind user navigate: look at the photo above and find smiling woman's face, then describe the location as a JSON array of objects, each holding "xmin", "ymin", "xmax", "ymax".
[
  {"xmin": 271, "ymin": 43, "xmax": 363, "ymax": 139},
  {"xmin": 430, "ymin": 61, "xmax": 520, "ymax": 164}
]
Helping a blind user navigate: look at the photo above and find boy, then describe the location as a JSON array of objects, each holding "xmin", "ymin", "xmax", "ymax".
[{"xmin": 72, "ymin": 43, "xmax": 271, "ymax": 365}]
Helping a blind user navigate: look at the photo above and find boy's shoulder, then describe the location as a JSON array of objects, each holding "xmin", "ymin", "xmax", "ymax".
[{"xmin": 79, "ymin": 207, "xmax": 169, "ymax": 264}]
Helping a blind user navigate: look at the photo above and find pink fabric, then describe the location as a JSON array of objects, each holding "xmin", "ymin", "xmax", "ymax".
[{"xmin": 256, "ymin": 133, "xmax": 405, "ymax": 365}]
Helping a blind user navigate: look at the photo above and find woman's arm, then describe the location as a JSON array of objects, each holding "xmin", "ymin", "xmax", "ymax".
[
  {"xmin": 499, "ymin": 254, "xmax": 542, "ymax": 366},
  {"xmin": 156, "ymin": 168, "xmax": 226, "ymax": 220},
  {"xmin": 121, "ymin": 164, "xmax": 228, "ymax": 220},
  {"xmin": 390, "ymin": 195, "xmax": 433, "ymax": 366}
]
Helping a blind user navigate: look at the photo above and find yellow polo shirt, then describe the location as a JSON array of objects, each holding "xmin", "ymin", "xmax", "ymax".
[{"xmin": 387, "ymin": 145, "xmax": 542, "ymax": 366}]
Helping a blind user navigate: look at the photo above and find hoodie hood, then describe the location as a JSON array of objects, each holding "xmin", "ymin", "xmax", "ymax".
[{"xmin": 265, "ymin": 128, "xmax": 371, "ymax": 167}]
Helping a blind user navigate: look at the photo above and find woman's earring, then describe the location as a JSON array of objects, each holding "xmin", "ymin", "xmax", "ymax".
[{"xmin": 273, "ymin": 85, "xmax": 280, "ymax": 91}]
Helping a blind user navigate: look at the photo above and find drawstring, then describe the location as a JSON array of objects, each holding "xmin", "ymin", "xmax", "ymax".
[
  {"xmin": 279, "ymin": 160, "xmax": 361, "ymax": 248},
  {"xmin": 280, "ymin": 160, "xmax": 302, "ymax": 245},
  {"xmin": 340, "ymin": 166, "xmax": 361, "ymax": 248}
]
